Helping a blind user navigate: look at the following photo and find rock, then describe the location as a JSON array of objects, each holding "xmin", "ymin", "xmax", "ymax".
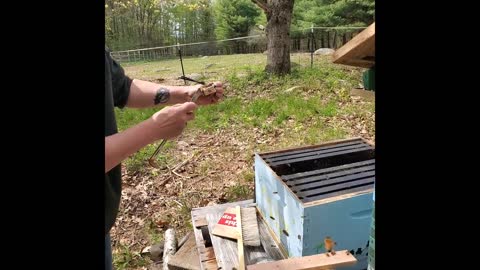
[
  {"xmin": 149, "ymin": 242, "xmax": 165, "ymax": 262},
  {"xmin": 314, "ymin": 48, "xmax": 335, "ymax": 55},
  {"xmin": 187, "ymin": 73, "xmax": 203, "ymax": 81}
]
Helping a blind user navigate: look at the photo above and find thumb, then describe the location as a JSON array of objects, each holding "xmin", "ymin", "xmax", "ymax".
[{"xmin": 178, "ymin": 101, "xmax": 198, "ymax": 113}]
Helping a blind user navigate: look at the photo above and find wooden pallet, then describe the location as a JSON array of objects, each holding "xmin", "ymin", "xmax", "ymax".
[
  {"xmin": 191, "ymin": 200, "xmax": 285, "ymax": 270},
  {"xmin": 191, "ymin": 200, "xmax": 358, "ymax": 270}
]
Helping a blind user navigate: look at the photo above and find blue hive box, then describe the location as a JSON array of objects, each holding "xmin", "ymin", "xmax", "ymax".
[{"xmin": 255, "ymin": 137, "xmax": 375, "ymax": 270}]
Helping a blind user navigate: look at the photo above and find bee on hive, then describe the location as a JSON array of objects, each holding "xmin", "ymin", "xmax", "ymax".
[{"xmin": 324, "ymin": 236, "xmax": 337, "ymax": 256}]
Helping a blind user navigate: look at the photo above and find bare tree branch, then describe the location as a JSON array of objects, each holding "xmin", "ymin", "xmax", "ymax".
[{"xmin": 251, "ymin": 0, "xmax": 270, "ymax": 13}]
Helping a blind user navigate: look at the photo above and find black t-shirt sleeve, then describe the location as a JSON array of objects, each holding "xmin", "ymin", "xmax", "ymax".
[{"xmin": 108, "ymin": 51, "xmax": 133, "ymax": 108}]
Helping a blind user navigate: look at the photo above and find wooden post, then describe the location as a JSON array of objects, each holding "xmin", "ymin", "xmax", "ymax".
[
  {"xmin": 326, "ymin": 31, "xmax": 330, "ymax": 48},
  {"xmin": 332, "ymin": 30, "xmax": 337, "ymax": 49}
]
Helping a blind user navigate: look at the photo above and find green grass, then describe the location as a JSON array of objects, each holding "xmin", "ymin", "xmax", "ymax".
[
  {"xmin": 118, "ymin": 54, "xmax": 268, "ymax": 81},
  {"xmin": 192, "ymin": 92, "xmax": 338, "ymax": 132},
  {"xmin": 226, "ymin": 184, "xmax": 252, "ymax": 202},
  {"xmin": 145, "ymin": 219, "xmax": 164, "ymax": 244},
  {"xmin": 113, "ymin": 244, "xmax": 149, "ymax": 270}
]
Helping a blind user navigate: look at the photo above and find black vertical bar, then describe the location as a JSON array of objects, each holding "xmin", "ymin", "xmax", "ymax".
[{"xmin": 178, "ymin": 46, "xmax": 186, "ymax": 85}]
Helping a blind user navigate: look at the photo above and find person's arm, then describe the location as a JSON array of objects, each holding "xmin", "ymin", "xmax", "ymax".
[
  {"xmin": 126, "ymin": 79, "xmax": 224, "ymax": 108},
  {"xmin": 105, "ymin": 118, "xmax": 158, "ymax": 173},
  {"xmin": 105, "ymin": 102, "xmax": 197, "ymax": 173},
  {"xmin": 106, "ymin": 48, "xmax": 223, "ymax": 109}
]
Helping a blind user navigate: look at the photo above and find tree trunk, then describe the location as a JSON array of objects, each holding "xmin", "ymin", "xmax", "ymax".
[{"xmin": 253, "ymin": 0, "xmax": 295, "ymax": 75}]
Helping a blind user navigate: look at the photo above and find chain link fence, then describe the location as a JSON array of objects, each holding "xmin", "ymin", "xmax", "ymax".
[{"xmin": 110, "ymin": 27, "xmax": 366, "ymax": 65}]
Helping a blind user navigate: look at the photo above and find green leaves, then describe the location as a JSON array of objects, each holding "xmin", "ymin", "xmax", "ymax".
[
  {"xmin": 292, "ymin": 0, "xmax": 375, "ymax": 30},
  {"xmin": 213, "ymin": 0, "xmax": 262, "ymax": 39}
]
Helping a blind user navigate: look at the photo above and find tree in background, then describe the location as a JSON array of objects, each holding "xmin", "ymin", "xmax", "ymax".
[
  {"xmin": 105, "ymin": 0, "xmax": 216, "ymax": 51},
  {"xmin": 252, "ymin": 0, "xmax": 295, "ymax": 75},
  {"xmin": 291, "ymin": 0, "xmax": 375, "ymax": 48},
  {"xmin": 213, "ymin": 0, "xmax": 261, "ymax": 40},
  {"xmin": 213, "ymin": 0, "xmax": 262, "ymax": 54},
  {"xmin": 105, "ymin": 0, "xmax": 375, "ymax": 54}
]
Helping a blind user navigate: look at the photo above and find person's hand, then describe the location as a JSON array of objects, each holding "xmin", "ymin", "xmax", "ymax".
[
  {"xmin": 150, "ymin": 102, "xmax": 197, "ymax": 140},
  {"xmin": 187, "ymin": 81, "xmax": 224, "ymax": 106}
]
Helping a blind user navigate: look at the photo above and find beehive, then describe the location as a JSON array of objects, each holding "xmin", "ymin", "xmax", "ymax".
[{"xmin": 254, "ymin": 137, "xmax": 375, "ymax": 270}]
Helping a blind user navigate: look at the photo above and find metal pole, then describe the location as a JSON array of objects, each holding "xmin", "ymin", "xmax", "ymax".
[
  {"xmin": 310, "ymin": 24, "xmax": 314, "ymax": 68},
  {"xmin": 175, "ymin": 28, "xmax": 186, "ymax": 85}
]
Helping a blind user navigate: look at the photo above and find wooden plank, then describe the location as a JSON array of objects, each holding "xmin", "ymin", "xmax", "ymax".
[
  {"xmin": 211, "ymin": 207, "xmax": 240, "ymax": 240},
  {"xmin": 235, "ymin": 206, "xmax": 245, "ymax": 270},
  {"xmin": 168, "ymin": 233, "xmax": 201, "ymax": 270},
  {"xmin": 206, "ymin": 212, "xmax": 240, "ymax": 270},
  {"xmin": 332, "ymin": 22, "xmax": 375, "ymax": 68},
  {"xmin": 194, "ymin": 217, "xmax": 208, "ymax": 228},
  {"xmin": 246, "ymin": 250, "xmax": 357, "ymax": 270},
  {"xmin": 303, "ymin": 188, "xmax": 374, "ymax": 207},
  {"xmin": 203, "ymin": 259, "xmax": 219, "ymax": 270},
  {"xmin": 199, "ymin": 247, "xmax": 216, "ymax": 262},
  {"xmin": 206, "ymin": 210, "xmax": 269, "ymax": 270},
  {"xmin": 338, "ymin": 58, "xmax": 375, "ymax": 68},
  {"xmin": 191, "ymin": 201, "xmax": 291, "ymax": 269},
  {"xmin": 257, "ymin": 212, "xmax": 285, "ymax": 261},
  {"xmin": 197, "ymin": 246, "xmax": 219, "ymax": 270},
  {"xmin": 192, "ymin": 215, "xmax": 218, "ymax": 270},
  {"xmin": 191, "ymin": 200, "xmax": 256, "ymax": 270},
  {"xmin": 192, "ymin": 200, "xmax": 256, "ymax": 217}
]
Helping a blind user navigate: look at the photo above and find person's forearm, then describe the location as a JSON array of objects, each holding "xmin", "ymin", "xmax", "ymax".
[
  {"xmin": 105, "ymin": 119, "xmax": 158, "ymax": 173},
  {"xmin": 126, "ymin": 79, "xmax": 191, "ymax": 108}
]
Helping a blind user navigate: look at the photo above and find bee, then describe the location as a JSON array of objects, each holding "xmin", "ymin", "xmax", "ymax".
[{"xmin": 324, "ymin": 236, "xmax": 337, "ymax": 255}]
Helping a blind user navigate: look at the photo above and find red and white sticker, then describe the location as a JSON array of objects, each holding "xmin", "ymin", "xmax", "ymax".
[{"xmin": 217, "ymin": 213, "xmax": 237, "ymax": 227}]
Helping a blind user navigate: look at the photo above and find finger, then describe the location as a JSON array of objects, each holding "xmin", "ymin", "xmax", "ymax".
[
  {"xmin": 179, "ymin": 101, "xmax": 198, "ymax": 113},
  {"xmin": 213, "ymin": 85, "xmax": 223, "ymax": 98}
]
